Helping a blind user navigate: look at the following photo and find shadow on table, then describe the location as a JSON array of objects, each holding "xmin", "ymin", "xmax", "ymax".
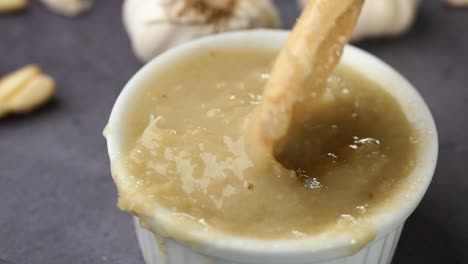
[
  {"xmin": 0, "ymin": 258, "xmax": 15, "ymax": 264},
  {"xmin": 0, "ymin": 99, "xmax": 59, "ymax": 126}
]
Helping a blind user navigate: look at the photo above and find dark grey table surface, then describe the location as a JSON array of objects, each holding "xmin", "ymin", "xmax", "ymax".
[{"xmin": 1, "ymin": 1, "xmax": 467, "ymax": 264}]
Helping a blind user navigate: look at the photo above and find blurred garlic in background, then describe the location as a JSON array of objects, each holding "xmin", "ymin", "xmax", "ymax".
[
  {"xmin": 123, "ymin": 0, "xmax": 280, "ymax": 63},
  {"xmin": 0, "ymin": 0, "xmax": 27, "ymax": 13},
  {"xmin": 39, "ymin": 0, "xmax": 93, "ymax": 17},
  {"xmin": 352, "ymin": 0, "xmax": 421, "ymax": 41},
  {"xmin": 298, "ymin": 0, "xmax": 421, "ymax": 41},
  {"xmin": 0, "ymin": 65, "xmax": 55, "ymax": 118},
  {"xmin": 443, "ymin": 0, "xmax": 468, "ymax": 6}
]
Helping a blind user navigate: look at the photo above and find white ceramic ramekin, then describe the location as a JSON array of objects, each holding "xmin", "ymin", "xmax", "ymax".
[{"xmin": 105, "ymin": 30, "xmax": 438, "ymax": 264}]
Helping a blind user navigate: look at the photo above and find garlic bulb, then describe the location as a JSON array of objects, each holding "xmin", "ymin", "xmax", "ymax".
[
  {"xmin": 39, "ymin": 0, "xmax": 93, "ymax": 17},
  {"xmin": 123, "ymin": 0, "xmax": 281, "ymax": 62},
  {"xmin": 298, "ymin": 0, "xmax": 421, "ymax": 41}
]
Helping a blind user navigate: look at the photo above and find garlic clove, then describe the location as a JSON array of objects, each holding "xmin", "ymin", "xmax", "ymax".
[
  {"xmin": 0, "ymin": 65, "xmax": 40, "ymax": 103},
  {"xmin": 0, "ymin": 65, "xmax": 56, "ymax": 118},
  {"xmin": 39, "ymin": 0, "xmax": 93, "ymax": 17},
  {"xmin": 0, "ymin": 0, "xmax": 27, "ymax": 13},
  {"xmin": 7, "ymin": 74, "xmax": 55, "ymax": 112},
  {"xmin": 123, "ymin": 0, "xmax": 280, "ymax": 63}
]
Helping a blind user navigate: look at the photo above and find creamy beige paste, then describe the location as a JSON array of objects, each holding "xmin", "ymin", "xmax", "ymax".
[{"xmin": 117, "ymin": 48, "xmax": 417, "ymax": 239}]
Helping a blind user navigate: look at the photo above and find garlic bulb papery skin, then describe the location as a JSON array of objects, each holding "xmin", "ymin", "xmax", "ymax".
[
  {"xmin": 352, "ymin": 0, "xmax": 421, "ymax": 41},
  {"xmin": 297, "ymin": 0, "xmax": 421, "ymax": 41},
  {"xmin": 39, "ymin": 0, "xmax": 93, "ymax": 17},
  {"xmin": 123, "ymin": 0, "xmax": 281, "ymax": 63}
]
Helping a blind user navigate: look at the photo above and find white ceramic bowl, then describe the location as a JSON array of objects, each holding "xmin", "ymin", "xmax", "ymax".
[{"xmin": 105, "ymin": 30, "xmax": 438, "ymax": 264}]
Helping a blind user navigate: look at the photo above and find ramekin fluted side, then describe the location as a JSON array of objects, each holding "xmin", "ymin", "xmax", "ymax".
[{"xmin": 135, "ymin": 217, "xmax": 404, "ymax": 264}]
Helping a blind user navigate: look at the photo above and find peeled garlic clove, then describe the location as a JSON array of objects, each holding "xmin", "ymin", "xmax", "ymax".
[
  {"xmin": 297, "ymin": 0, "xmax": 421, "ymax": 41},
  {"xmin": 39, "ymin": 0, "xmax": 93, "ymax": 17},
  {"xmin": 443, "ymin": 0, "xmax": 468, "ymax": 6},
  {"xmin": 7, "ymin": 74, "xmax": 55, "ymax": 112},
  {"xmin": 123, "ymin": 0, "xmax": 281, "ymax": 63},
  {"xmin": 0, "ymin": 65, "xmax": 55, "ymax": 118},
  {"xmin": 0, "ymin": 0, "xmax": 27, "ymax": 13},
  {"xmin": 0, "ymin": 65, "xmax": 40, "ymax": 102}
]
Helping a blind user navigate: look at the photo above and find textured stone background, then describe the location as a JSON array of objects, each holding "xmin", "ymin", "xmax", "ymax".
[{"xmin": 0, "ymin": 1, "xmax": 467, "ymax": 263}]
